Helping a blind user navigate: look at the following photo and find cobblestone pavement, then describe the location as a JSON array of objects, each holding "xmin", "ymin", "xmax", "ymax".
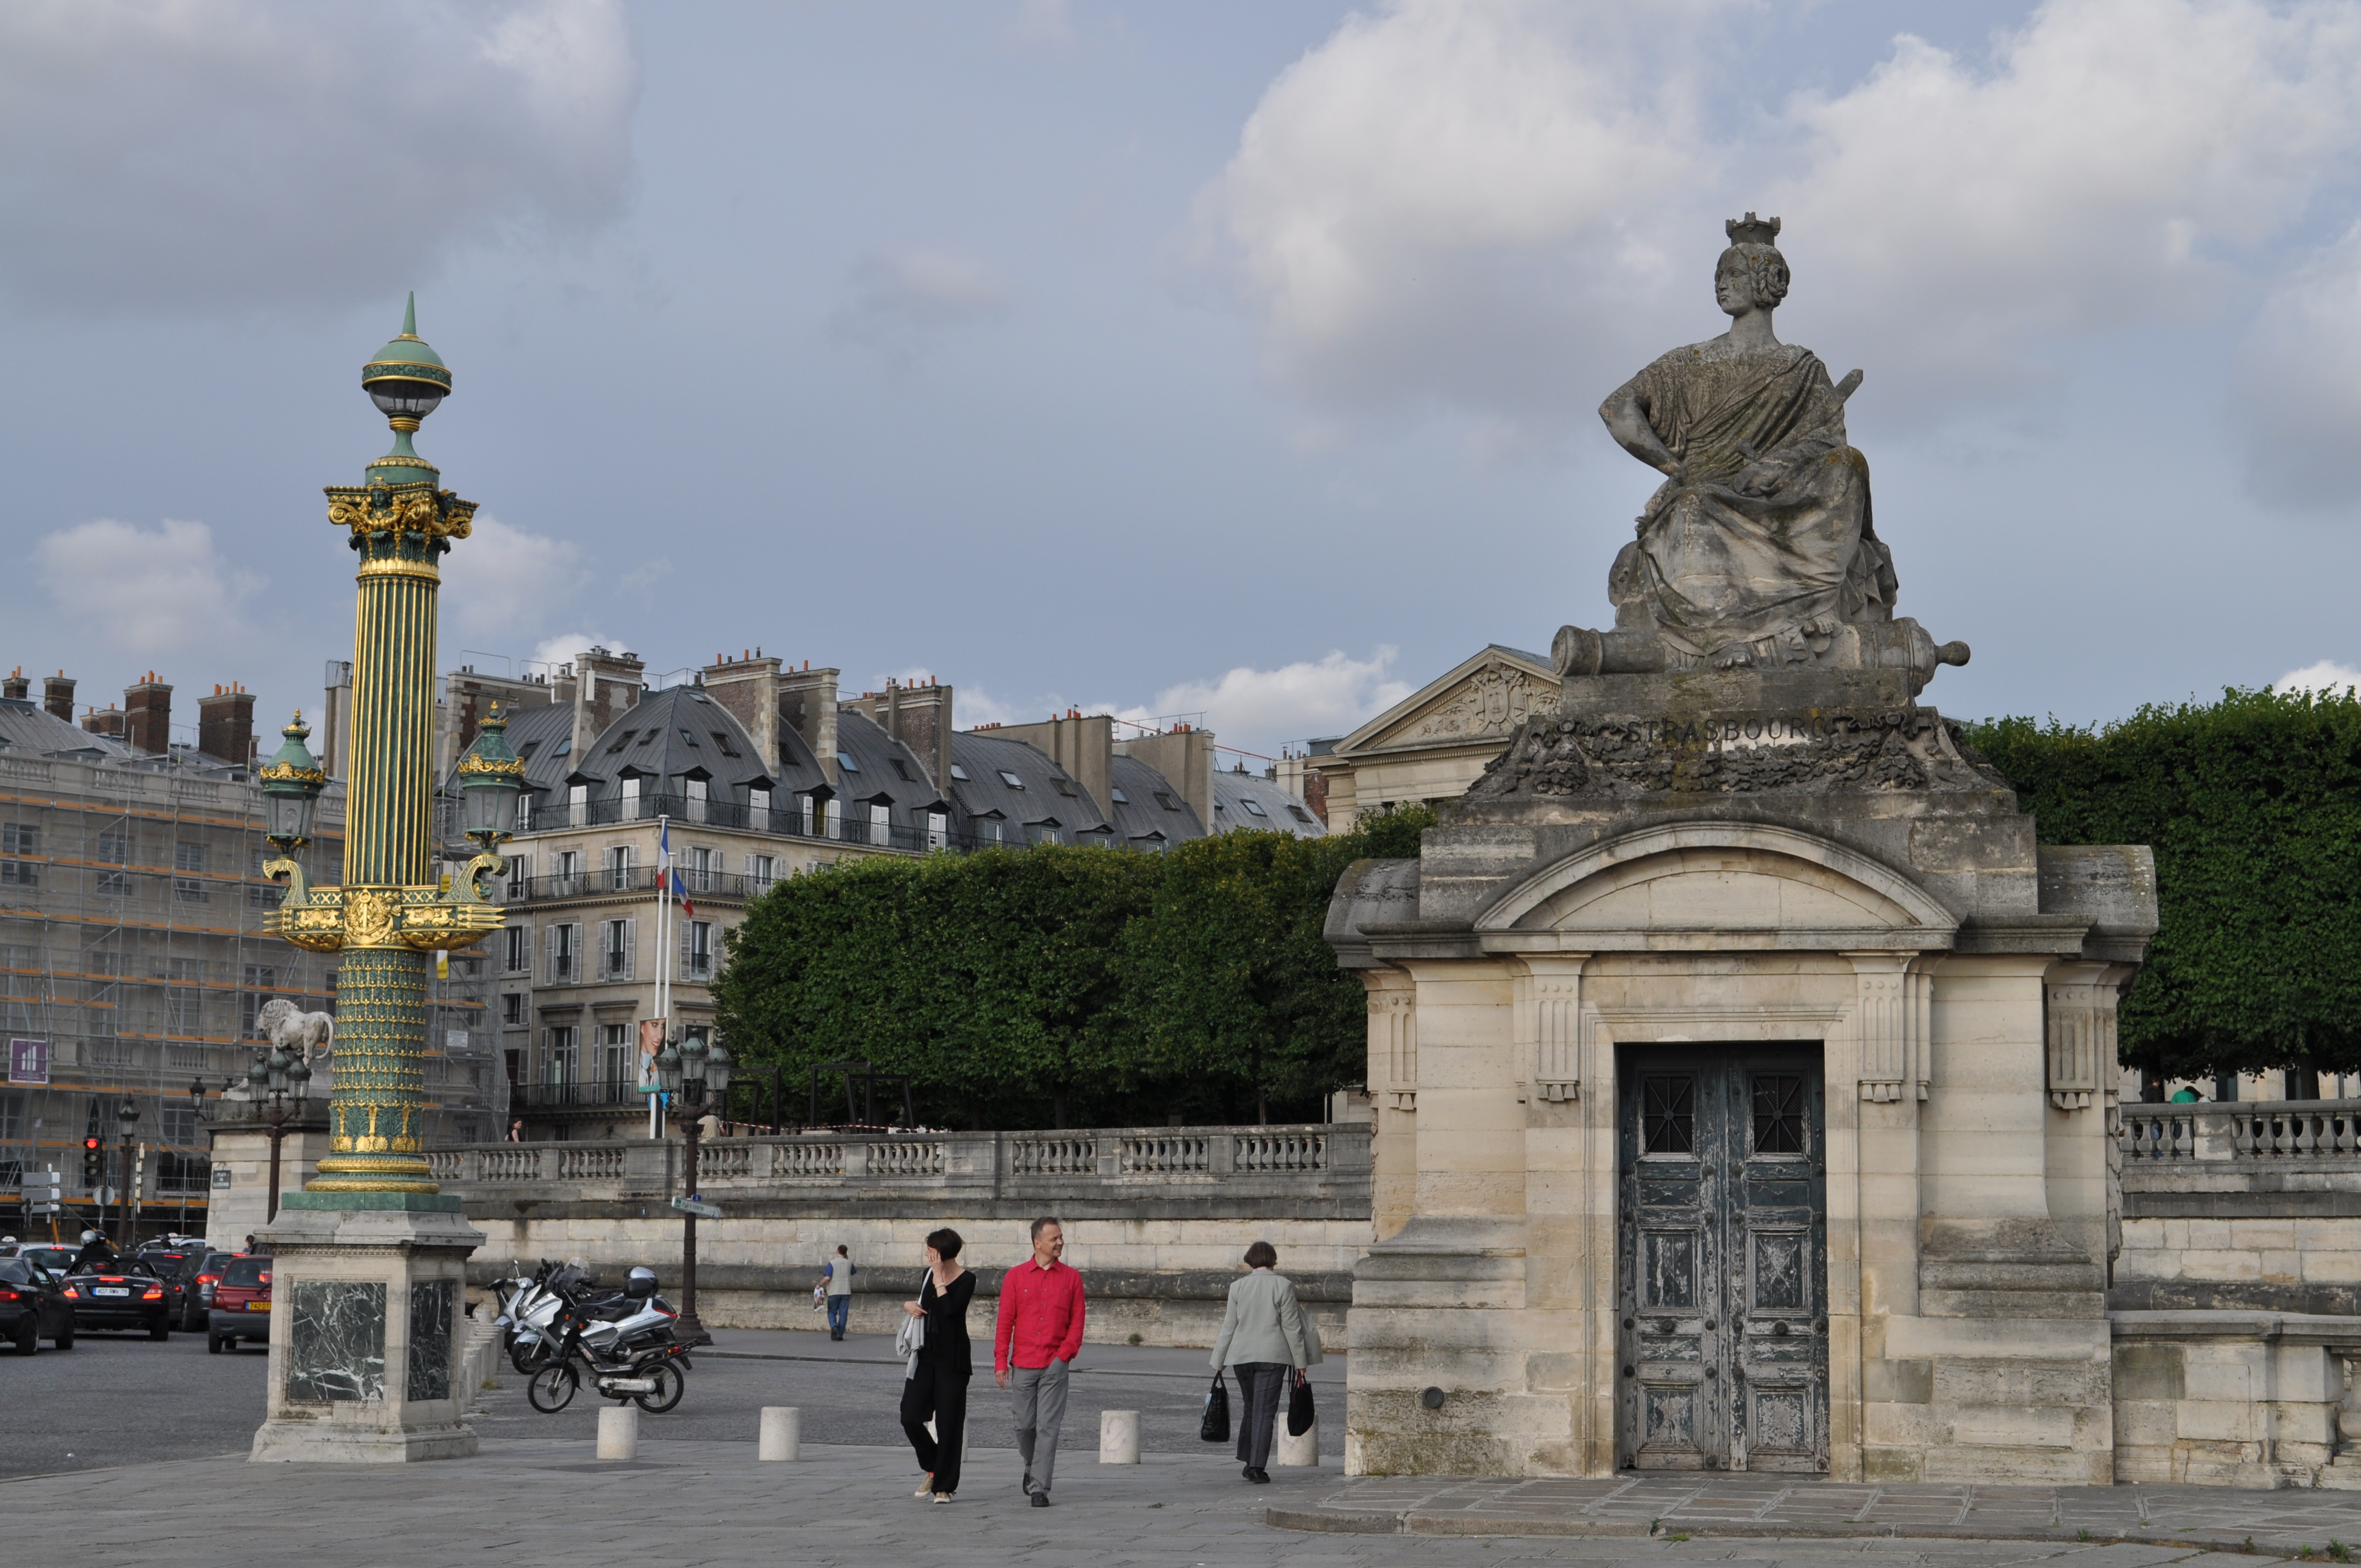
[
  {"xmin": 1274, "ymin": 1474, "xmax": 2361, "ymax": 1550},
  {"xmin": 5, "ymin": 1439, "xmax": 2347, "ymax": 1568}
]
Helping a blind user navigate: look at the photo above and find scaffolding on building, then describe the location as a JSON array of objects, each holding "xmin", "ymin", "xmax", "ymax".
[{"xmin": 1, "ymin": 743, "xmax": 503, "ymax": 1240}]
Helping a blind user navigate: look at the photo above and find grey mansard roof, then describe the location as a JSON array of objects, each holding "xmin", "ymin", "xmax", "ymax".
[
  {"xmin": 947, "ymin": 731, "xmax": 1116, "ymax": 846},
  {"xmin": 1106, "ymin": 753, "xmax": 1201, "ymax": 846},
  {"xmin": 0, "ymin": 698, "xmax": 132, "ymax": 761},
  {"xmin": 1210, "ymin": 765, "xmax": 1325, "ymax": 839}
]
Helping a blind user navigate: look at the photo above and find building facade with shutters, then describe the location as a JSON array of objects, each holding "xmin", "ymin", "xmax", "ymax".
[{"xmin": 435, "ymin": 648, "xmax": 1325, "ymax": 1139}]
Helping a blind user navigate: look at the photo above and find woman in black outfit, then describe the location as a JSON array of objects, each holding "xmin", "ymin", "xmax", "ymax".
[{"xmin": 900, "ymin": 1227, "xmax": 973, "ymax": 1502}]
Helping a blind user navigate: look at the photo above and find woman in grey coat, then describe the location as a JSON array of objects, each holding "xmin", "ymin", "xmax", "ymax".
[{"xmin": 1208, "ymin": 1240, "xmax": 1323, "ymax": 1483}]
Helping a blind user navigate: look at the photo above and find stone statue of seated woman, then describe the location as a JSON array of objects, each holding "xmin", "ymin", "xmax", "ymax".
[{"xmin": 1558, "ymin": 214, "xmax": 1966, "ymax": 688}]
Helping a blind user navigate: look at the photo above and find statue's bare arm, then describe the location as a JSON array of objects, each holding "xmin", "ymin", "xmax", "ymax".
[{"xmin": 1600, "ymin": 382, "xmax": 1680, "ymax": 480}]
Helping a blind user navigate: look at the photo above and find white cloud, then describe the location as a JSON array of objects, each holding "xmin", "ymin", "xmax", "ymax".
[
  {"xmin": 1205, "ymin": 0, "xmax": 2361, "ymax": 433},
  {"xmin": 439, "ymin": 514, "xmax": 588, "ymax": 643},
  {"xmin": 0, "ymin": 0, "xmax": 639, "ymax": 311},
  {"xmin": 2274, "ymin": 660, "xmax": 2361, "ymax": 696},
  {"xmin": 1772, "ymin": 0, "xmax": 2361, "ymax": 406},
  {"xmin": 529, "ymin": 633, "xmax": 621, "ymax": 674},
  {"xmin": 1108, "ymin": 649, "xmax": 1413, "ymax": 752},
  {"xmin": 1203, "ymin": 0, "xmax": 1716, "ymax": 423},
  {"xmin": 35, "ymin": 518, "xmax": 262, "ymax": 657},
  {"xmin": 831, "ymin": 248, "xmax": 1010, "ymax": 364}
]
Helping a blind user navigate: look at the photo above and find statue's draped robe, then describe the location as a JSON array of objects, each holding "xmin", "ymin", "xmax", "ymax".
[{"xmin": 1620, "ymin": 342, "xmax": 1894, "ymax": 664}]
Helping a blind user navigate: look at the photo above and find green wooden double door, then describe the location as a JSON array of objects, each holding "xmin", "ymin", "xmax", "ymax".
[{"xmin": 1617, "ymin": 1043, "xmax": 1829, "ymax": 1473}]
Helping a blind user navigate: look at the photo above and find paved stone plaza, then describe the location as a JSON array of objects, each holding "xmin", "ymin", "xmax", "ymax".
[{"xmin": 19, "ymin": 1440, "xmax": 2361, "ymax": 1566}]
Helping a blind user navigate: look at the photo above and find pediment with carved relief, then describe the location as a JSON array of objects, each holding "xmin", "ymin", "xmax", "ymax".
[{"xmin": 1347, "ymin": 651, "xmax": 1557, "ymax": 755}]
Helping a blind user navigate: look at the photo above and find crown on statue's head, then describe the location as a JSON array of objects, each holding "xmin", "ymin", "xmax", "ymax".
[{"xmin": 1725, "ymin": 211, "xmax": 1782, "ymax": 247}]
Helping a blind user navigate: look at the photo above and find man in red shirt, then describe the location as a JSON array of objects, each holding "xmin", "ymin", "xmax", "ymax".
[{"xmin": 994, "ymin": 1215, "xmax": 1086, "ymax": 1506}]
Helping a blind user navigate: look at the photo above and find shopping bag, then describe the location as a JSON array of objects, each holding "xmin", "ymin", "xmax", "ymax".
[
  {"xmin": 1287, "ymin": 1371, "xmax": 1315, "ymax": 1436},
  {"xmin": 1199, "ymin": 1373, "xmax": 1231, "ymax": 1444}
]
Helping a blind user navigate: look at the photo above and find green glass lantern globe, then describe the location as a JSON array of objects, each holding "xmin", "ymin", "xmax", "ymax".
[
  {"xmin": 259, "ymin": 713, "xmax": 327, "ymax": 851},
  {"xmin": 456, "ymin": 703, "xmax": 526, "ymax": 842},
  {"xmin": 654, "ymin": 1043, "xmax": 683, "ymax": 1097},
  {"xmin": 705, "ymin": 1040, "xmax": 732, "ymax": 1097},
  {"xmin": 362, "ymin": 292, "xmax": 453, "ymax": 424}
]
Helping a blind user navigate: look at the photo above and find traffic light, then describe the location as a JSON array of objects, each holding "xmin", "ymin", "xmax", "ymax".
[{"xmin": 81, "ymin": 1135, "xmax": 102, "ymax": 1188}]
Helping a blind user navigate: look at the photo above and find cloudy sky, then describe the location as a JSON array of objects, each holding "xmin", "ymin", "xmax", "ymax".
[{"xmin": 7, "ymin": 0, "xmax": 2361, "ymax": 763}]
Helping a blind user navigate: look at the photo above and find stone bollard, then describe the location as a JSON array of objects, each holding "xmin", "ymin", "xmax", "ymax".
[
  {"xmin": 1275, "ymin": 1411, "xmax": 1318, "ymax": 1467},
  {"xmin": 1099, "ymin": 1408, "xmax": 1140, "ymax": 1464},
  {"xmin": 598, "ymin": 1404, "xmax": 639, "ymax": 1461},
  {"xmin": 759, "ymin": 1406, "xmax": 801, "ymax": 1462}
]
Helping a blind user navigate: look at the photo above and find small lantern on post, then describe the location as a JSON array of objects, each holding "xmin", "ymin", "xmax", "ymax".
[
  {"xmin": 259, "ymin": 715, "xmax": 327, "ymax": 857},
  {"xmin": 455, "ymin": 704, "xmax": 525, "ymax": 854}
]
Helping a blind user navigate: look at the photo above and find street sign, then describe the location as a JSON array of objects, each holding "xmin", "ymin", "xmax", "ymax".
[
  {"xmin": 7, "ymin": 1038, "xmax": 47, "ymax": 1086},
  {"xmin": 21, "ymin": 1167, "xmax": 59, "ymax": 1217},
  {"xmin": 669, "ymin": 1196, "xmax": 723, "ymax": 1219}
]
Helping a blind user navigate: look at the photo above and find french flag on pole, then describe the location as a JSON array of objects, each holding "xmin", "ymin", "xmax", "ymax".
[{"xmin": 660, "ymin": 818, "xmax": 695, "ymax": 919}]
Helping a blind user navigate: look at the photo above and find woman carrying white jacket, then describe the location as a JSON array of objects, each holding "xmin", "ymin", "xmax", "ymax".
[{"xmin": 1207, "ymin": 1240, "xmax": 1323, "ymax": 1483}]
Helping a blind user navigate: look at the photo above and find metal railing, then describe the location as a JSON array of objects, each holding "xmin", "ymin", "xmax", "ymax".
[
  {"xmin": 519, "ymin": 790, "xmax": 1003, "ymax": 857},
  {"xmin": 2119, "ymin": 1098, "xmax": 2361, "ymax": 1162},
  {"xmin": 422, "ymin": 1121, "xmax": 1369, "ymax": 1207}
]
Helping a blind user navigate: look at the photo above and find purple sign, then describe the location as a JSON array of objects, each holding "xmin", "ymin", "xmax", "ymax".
[{"xmin": 8, "ymin": 1038, "xmax": 48, "ymax": 1086}]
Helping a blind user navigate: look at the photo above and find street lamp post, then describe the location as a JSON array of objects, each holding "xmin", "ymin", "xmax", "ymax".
[
  {"xmin": 115, "ymin": 1098, "xmax": 139, "ymax": 1251},
  {"xmin": 653, "ymin": 1032, "xmax": 731, "ymax": 1347},
  {"xmin": 245, "ymin": 294, "xmax": 514, "ymax": 1464},
  {"xmin": 242, "ymin": 1044, "xmax": 313, "ymax": 1223}
]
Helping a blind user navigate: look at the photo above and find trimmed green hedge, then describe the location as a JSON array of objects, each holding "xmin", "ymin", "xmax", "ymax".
[
  {"xmin": 712, "ymin": 806, "xmax": 1433, "ymax": 1129},
  {"xmin": 1967, "ymin": 687, "xmax": 2361, "ymax": 1080}
]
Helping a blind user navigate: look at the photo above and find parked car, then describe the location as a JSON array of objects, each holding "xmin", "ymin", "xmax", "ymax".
[
  {"xmin": 0, "ymin": 1258, "xmax": 74, "ymax": 1353},
  {"xmin": 60, "ymin": 1256, "xmax": 172, "ymax": 1340},
  {"xmin": 208, "ymin": 1255, "xmax": 271, "ymax": 1353}
]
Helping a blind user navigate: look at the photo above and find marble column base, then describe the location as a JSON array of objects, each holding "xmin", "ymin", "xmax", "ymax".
[{"xmin": 248, "ymin": 1193, "xmax": 485, "ymax": 1464}]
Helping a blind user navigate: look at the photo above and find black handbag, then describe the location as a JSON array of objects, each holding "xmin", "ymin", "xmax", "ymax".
[
  {"xmin": 1287, "ymin": 1371, "xmax": 1315, "ymax": 1437},
  {"xmin": 1199, "ymin": 1373, "xmax": 1231, "ymax": 1443}
]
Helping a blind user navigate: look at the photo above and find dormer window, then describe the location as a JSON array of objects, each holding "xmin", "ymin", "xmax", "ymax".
[
  {"xmin": 997, "ymin": 770, "xmax": 1025, "ymax": 789},
  {"xmin": 553, "ymin": 740, "xmax": 570, "ymax": 758},
  {"xmin": 949, "ymin": 764, "xmax": 969, "ymax": 781},
  {"xmin": 1154, "ymin": 791, "xmax": 1179, "ymax": 811},
  {"xmin": 890, "ymin": 758, "xmax": 914, "ymax": 782},
  {"xmin": 1242, "ymin": 798, "xmax": 1268, "ymax": 818},
  {"xmin": 837, "ymin": 752, "xmax": 860, "ymax": 772},
  {"xmin": 1052, "ymin": 776, "xmax": 1078, "ymax": 797},
  {"xmin": 1109, "ymin": 787, "xmax": 1128, "ymax": 804},
  {"xmin": 605, "ymin": 730, "xmax": 636, "ymax": 754},
  {"xmin": 712, "ymin": 731, "xmax": 740, "ymax": 758},
  {"xmin": 680, "ymin": 729, "xmax": 700, "ymax": 748}
]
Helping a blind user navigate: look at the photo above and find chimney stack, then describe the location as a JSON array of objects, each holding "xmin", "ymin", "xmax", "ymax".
[
  {"xmin": 700, "ymin": 652, "xmax": 785, "ymax": 775},
  {"xmin": 125, "ymin": 672, "xmax": 172, "ymax": 755},
  {"xmin": 83, "ymin": 704, "xmax": 126, "ymax": 741},
  {"xmin": 1, "ymin": 668, "xmax": 25, "ymax": 702},
  {"xmin": 42, "ymin": 672, "xmax": 74, "ymax": 722},
  {"xmin": 197, "ymin": 683, "xmax": 255, "ymax": 765},
  {"xmin": 567, "ymin": 647, "xmax": 646, "ymax": 761}
]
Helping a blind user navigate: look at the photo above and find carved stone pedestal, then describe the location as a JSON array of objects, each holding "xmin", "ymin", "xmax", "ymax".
[{"xmin": 249, "ymin": 1193, "xmax": 483, "ymax": 1463}]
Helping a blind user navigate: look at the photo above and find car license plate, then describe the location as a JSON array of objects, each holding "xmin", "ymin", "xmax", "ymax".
[
  {"xmin": 95, "ymin": 1287, "xmax": 128, "ymax": 1297},
  {"xmin": 248, "ymin": 1301, "xmax": 270, "ymax": 1310}
]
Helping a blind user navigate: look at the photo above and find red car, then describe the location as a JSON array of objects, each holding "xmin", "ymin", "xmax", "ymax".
[
  {"xmin": 208, "ymin": 1255, "xmax": 271, "ymax": 1354},
  {"xmin": 61, "ymin": 1257, "xmax": 172, "ymax": 1340}
]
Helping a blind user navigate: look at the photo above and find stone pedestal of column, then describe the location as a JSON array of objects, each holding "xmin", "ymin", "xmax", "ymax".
[{"xmin": 248, "ymin": 1193, "xmax": 484, "ymax": 1463}]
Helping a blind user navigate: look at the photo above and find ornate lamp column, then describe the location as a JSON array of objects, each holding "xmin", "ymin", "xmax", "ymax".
[{"xmin": 249, "ymin": 295, "xmax": 505, "ymax": 1464}]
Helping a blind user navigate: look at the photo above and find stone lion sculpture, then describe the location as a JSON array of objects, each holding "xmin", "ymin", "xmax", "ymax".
[{"xmin": 254, "ymin": 997, "xmax": 335, "ymax": 1094}]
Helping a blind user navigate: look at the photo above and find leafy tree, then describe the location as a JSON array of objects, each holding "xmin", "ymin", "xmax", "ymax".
[
  {"xmin": 713, "ymin": 804, "xmax": 1437, "ymax": 1129},
  {"xmin": 1967, "ymin": 688, "xmax": 2361, "ymax": 1083}
]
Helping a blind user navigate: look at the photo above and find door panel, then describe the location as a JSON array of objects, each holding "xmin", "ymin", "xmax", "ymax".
[{"xmin": 1618, "ymin": 1044, "xmax": 1827, "ymax": 1473}]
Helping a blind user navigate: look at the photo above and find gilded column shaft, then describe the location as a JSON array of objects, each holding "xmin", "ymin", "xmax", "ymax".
[{"xmin": 346, "ymin": 540, "xmax": 440, "ymax": 888}]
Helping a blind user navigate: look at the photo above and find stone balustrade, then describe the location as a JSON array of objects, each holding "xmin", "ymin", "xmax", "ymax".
[
  {"xmin": 2119, "ymin": 1099, "xmax": 2361, "ymax": 1173},
  {"xmin": 425, "ymin": 1121, "xmax": 1370, "ymax": 1222}
]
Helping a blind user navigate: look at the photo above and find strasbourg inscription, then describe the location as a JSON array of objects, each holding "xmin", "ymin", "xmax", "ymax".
[{"xmin": 1465, "ymin": 707, "xmax": 2007, "ymax": 801}]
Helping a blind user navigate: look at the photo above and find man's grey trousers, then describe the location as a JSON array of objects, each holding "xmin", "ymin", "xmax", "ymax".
[{"xmin": 1010, "ymin": 1360, "xmax": 1070, "ymax": 1494}]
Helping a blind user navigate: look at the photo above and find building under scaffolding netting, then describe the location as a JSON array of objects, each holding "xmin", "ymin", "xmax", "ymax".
[{"xmin": 0, "ymin": 675, "xmax": 504, "ymax": 1242}]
